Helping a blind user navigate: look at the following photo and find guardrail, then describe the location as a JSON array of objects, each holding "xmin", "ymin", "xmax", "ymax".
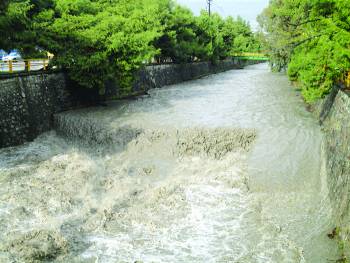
[
  {"xmin": 0, "ymin": 59, "xmax": 50, "ymax": 73},
  {"xmin": 0, "ymin": 55, "xmax": 269, "ymax": 74},
  {"xmin": 233, "ymin": 52, "xmax": 266, "ymax": 57},
  {"xmin": 232, "ymin": 53, "xmax": 269, "ymax": 61},
  {"xmin": 345, "ymin": 72, "xmax": 350, "ymax": 88}
]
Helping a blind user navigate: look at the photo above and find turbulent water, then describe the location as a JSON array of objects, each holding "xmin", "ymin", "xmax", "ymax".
[{"xmin": 0, "ymin": 63, "xmax": 339, "ymax": 262}]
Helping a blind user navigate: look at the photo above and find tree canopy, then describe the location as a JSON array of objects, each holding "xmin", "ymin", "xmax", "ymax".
[
  {"xmin": 258, "ymin": 0, "xmax": 350, "ymax": 102},
  {"xmin": 1, "ymin": 0, "xmax": 261, "ymax": 95}
]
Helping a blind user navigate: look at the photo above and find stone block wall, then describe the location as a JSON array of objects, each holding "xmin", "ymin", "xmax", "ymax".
[
  {"xmin": 105, "ymin": 59, "xmax": 258, "ymax": 97},
  {"xmin": 0, "ymin": 73, "xmax": 71, "ymax": 148},
  {"xmin": 0, "ymin": 59, "xmax": 261, "ymax": 148},
  {"xmin": 316, "ymin": 86, "xmax": 350, "ymax": 255}
]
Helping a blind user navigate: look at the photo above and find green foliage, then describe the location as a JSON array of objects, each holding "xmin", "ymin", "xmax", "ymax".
[
  {"xmin": 154, "ymin": 6, "xmax": 261, "ymax": 64},
  {"xmin": 34, "ymin": 0, "xmax": 164, "ymax": 94},
  {"xmin": 227, "ymin": 17, "xmax": 261, "ymax": 54},
  {"xmin": 1, "ymin": 0, "xmax": 261, "ymax": 95},
  {"xmin": 154, "ymin": 3, "xmax": 200, "ymax": 63},
  {"xmin": 0, "ymin": 0, "xmax": 55, "ymax": 57},
  {"xmin": 194, "ymin": 13, "xmax": 261, "ymax": 63},
  {"xmin": 259, "ymin": 0, "xmax": 350, "ymax": 102}
]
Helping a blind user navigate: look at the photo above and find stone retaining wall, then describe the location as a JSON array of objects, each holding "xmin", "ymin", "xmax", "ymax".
[
  {"xmin": 0, "ymin": 59, "xmax": 261, "ymax": 148},
  {"xmin": 315, "ymin": 85, "xmax": 350, "ymax": 255},
  {"xmin": 105, "ymin": 59, "xmax": 257, "ymax": 97},
  {"xmin": 0, "ymin": 73, "xmax": 71, "ymax": 148}
]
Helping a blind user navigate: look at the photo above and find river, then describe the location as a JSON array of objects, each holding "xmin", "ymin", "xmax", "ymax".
[{"xmin": 0, "ymin": 63, "xmax": 339, "ymax": 262}]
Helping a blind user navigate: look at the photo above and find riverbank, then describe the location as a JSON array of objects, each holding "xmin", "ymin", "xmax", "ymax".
[
  {"xmin": 313, "ymin": 85, "xmax": 350, "ymax": 259},
  {"xmin": 0, "ymin": 59, "xmax": 262, "ymax": 148},
  {"xmin": 0, "ymin": 64, "xmax": 338, "ymax": 262}
]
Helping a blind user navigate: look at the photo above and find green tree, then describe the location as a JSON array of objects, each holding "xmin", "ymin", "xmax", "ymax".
[
  {"xmin": 259, "ymin": 0, "xmax": 350, "ymax": 102},
  {"xmin": 1, "ymin": 0, "xmax": 262, "ymax": 96},
  {"xmin": 195, "ymin": 11, "xmax": 226, "ymax": 63},
  {"xmin": 226, "ymin": 17, "xmax": 261, "ymax": 54},
  {"xmin": 34, "ymin": 0, "xmax": 163, "ymax": 94},
  {"xmin": 154, "ymin": 3, "xmax": 201, "ymax": 63},
  {"xmin": 0, "ymin": 0, "xmax": 52, "ymax": 55},
  {"xmin": 195, "ymin": 12, "xmax": 260, "ymax": 62}
]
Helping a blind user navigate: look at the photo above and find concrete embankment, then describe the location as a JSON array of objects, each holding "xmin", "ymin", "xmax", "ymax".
[
  {"xmin": 0, "ymin": 59, "xmax": 260, "ymax": 148},
  {"xmin": 315, "ymin": 85, "xmax": 350, "ymax": 256}
]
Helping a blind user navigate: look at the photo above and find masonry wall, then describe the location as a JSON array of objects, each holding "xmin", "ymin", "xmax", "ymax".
[
  {"xmin": 315, "ymin": 85, "xmax": 350, "ymax": 255},
  {"xmin": 0, "ymin": 59, "xmax": 261, "ymax": 148},
  {"xmin": 0, "ymin": 73, "xmax": 71, "ymax": 148},
  {"xmin": 105, "ymin": 59, "xmax": 257, "ymax": 97}
]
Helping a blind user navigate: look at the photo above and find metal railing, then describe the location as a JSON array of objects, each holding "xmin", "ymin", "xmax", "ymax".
[
  {"xmin": 0, "ymin": 54, "xmax": 270, "ymax": 74},
  {"xmin": 345, "ymin": 72, "xmax": 350, "ymax": 88},
  {"xmin": 232, "ymin": 52, "xmax": 269, "ymax": 61},
  {"xmin": 0, "ymin": 59, "xmax": 50, "ymax": 73},
  {"xmin": 233, "ymin": 52, "xmax": 266, "ymax": 57}
]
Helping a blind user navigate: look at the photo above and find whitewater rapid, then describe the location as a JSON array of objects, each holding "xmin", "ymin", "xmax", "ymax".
[{"xmin": 0, "ymin": 64, "xmax": 339, "ymax": 262}]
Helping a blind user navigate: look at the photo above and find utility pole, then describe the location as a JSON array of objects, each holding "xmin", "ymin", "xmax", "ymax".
[{"xmin": 207, "ymin": 0, "xmax": 212, "ymax": 16}]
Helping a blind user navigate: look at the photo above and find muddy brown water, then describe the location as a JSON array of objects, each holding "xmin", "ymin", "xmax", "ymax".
[{"xmin": 0, "ymin": 64, "xmax": 339, "ymax": 262}]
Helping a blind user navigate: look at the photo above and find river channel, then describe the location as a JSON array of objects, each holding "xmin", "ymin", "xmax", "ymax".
[{"xmin": 0, "ymin": 63, "xmax": 339, "ymax": 262}]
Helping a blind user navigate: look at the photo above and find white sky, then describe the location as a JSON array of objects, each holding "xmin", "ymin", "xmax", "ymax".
[{"xmin": 175, "ymin": 0, "xmax": 269, "ymax": 30}]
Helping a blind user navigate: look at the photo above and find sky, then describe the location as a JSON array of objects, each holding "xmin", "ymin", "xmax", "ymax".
[{"xmin": 175, "ymin": 0, "xmax": 270, "ymax": 30}]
